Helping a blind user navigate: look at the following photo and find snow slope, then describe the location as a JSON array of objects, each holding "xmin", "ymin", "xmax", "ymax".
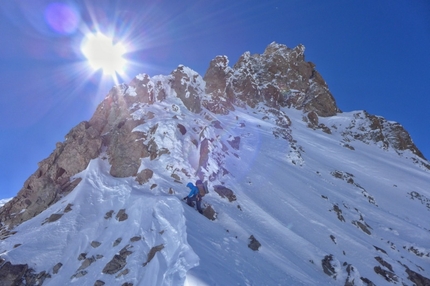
[{"xmin": 1, "ymin": 76, "xmax": 429, "ymax": 285}]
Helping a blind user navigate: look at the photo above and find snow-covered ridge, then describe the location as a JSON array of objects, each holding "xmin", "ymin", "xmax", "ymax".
[
  {"xmin": 0, "ymin": 198, "xmax": 11, "ymax": 208},
  {"xmin": 1, "ymin": 158, "xmax": 198, "ymax": 285},
  {"xmin": 0, "ymin": 42, "xmax": 429, "ymax": 285},
  {"xmin": 2, "ymin": 97, "xmax": 429, "ymax": 285}
]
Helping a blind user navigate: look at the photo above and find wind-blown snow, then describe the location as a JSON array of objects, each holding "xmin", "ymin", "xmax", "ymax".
[
  {"xmin": 1, "ymin": 78, "xmax": 429, "ymax": 285},
  {"xmin": 1, "ymin": 158, "xmax": 199, "ymax": 285},
  {"xmin": 0, "ymin": 198, "xmax": 11, "ymax": 208}
]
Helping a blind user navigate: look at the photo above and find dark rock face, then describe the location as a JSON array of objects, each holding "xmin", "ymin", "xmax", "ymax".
[
  {"xmin": 374, "ymin": 266, "xmax": 398, "ymax": 283},
  {"xmin": 126, "ymin": 74, "xmax": 155, "ymax": 105},
  {"xmin": 353, "ymin": 220, "xmax": 372, "ymax": 235},
  {"xmin": 116, "ymin": 209, "xmax": 128, "ymax": 222},
  {"xmin": 77, "ymin": 256, "xmax": 96, "ymax": 272},
  {"xmin": 202, "ymin": 205, "xmax": 216, "ymax": 221},
  {"xmin": 0, "ymin": 118, "xmax": 101, "ymax": 229},
  {"xmin": 213, "ymin": 185, "xmax": 236, "ymax": 202},
  {"xmin": 365, "ymin": 112, "xmax": 423, "ymax": 158},
  {"xmin": 42, "ymin": 213, "xmax": 63, "ymax": 225},
  {"xmin": 338, "ymin": 111, "xmax": 427, "ymax": 160},
  {"xmin": 0, "ymin": 261, "xmax": 50, "ymax": 286},
  {"xmin": 203, "ymin": 56, "xmax": 235, "ymax": 114},
  {"xmin": 0, "ymin": 80, "xmax": 164, "ymax": 230},
  {"xmin": 91, "ymin": 241, "xmax": 102, "ymax": 248},
  {"xmin": 143, "ymin": 244, "xmax": 165, "ymax": 266},
  {"xmin": 0, "ymin": 262, "xmax": 28, "ymax": 285},
  {"xmin": 203, "ymin": 42, "xmax": 340, "ymax": 117},
  {"xmin": 0, "ymin": 86, "xmax": 139, "ymax": 230},
  {"xmin": 198, "ymin": 138, "xmax": 210, "ymax": 176},
  {"xmin": 102, "ymin": 254, "xmax": 128, "ymax": 275},
  {"xmin": 405, "ymin": 267, "xmax": 430, "ymax": 286},
  {"xmin": 227, "ymin": 136, "xmax": 240, "ymax": 150},
  {"xmin": 321, "ymin": 255, "xmax": 337, "ymax": 278},
  {"xmin": 52, "ymin": 263, "xmax": 62, "ymax": 274},
  {"xmin": 171, "ymin": 65, "xmax": 203, "ymax": 113},
  {"xmin": 332, "ymin": 204, "xmax": 345, "ymax": 222},
  {"xmin": 105, "ymin": 118, "xmax": 147, "ymax": 178},
  {"xmin": 94, "ymin": 280, "xmax": 106, "ymax": 286},
  {"xmin": 102, "ymin": 245, "xmax": 133, "ymax": 275},
  {"xmin": 136, "ymin": 169, "xmax": 154, "ymax": 185},
  {"xmin": 248, "ymin": 235, "xmax": 261, "ymax": 251}
]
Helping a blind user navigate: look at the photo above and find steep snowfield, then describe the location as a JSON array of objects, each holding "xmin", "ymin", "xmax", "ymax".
[
  {"xmin": 183, "ymin": 107, "xmax": 430, "ymax": 285},
  {"xmin": 1, "ymin": 157, "xmax": 199, "ymax": 285},
  {"xmin": 1, "ymin": 92, "xmax": 429, "ymax": 285}
]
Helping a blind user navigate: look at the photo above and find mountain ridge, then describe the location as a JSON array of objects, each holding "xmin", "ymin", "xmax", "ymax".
[{"xmin": 0, "ymin": 42, "xmax": 429, "ymax": 285}]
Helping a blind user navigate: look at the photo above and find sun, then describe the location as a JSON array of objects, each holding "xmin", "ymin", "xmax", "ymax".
[{"xmin": 81, "ymin": 33, "xmax": 127, "ymax": 75}]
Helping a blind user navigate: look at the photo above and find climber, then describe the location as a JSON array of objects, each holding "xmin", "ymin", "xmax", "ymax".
[{"xmin": 183, "ymin": 182, "xmax": 203, "ymax": 214}]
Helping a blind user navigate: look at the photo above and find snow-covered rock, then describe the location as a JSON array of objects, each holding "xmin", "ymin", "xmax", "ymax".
[
  {"xmin": 0, "ymin": 198, "xmax": 11, "ymax": 208},
  {"xmin": 0, "ymin": 42, "xmax": 429, "ymax": 285}
]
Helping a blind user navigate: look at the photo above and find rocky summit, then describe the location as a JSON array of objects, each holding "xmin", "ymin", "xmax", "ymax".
[{"xmin": 0, "ymin": 42, "xmax": 429, "ymax": 285}]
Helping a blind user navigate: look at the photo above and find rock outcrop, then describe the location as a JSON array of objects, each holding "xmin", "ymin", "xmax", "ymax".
[
  {"xmin": 248, "ymin": 235, "xmax": 261, "ymax": 251},
  {"xmin": 341, "ymin": 111, "xmax": 425, "ymax": 159},
  {"xmin": 213, "ymin": 185, "xmax": 236, "ymax": 202},
  {"xmin": 203, "ymin": 42, "xmax": 340, "ymax": 116},
  {"xmin": 0, "ymin": 120, "xmax": 102, "ymax": 230},
  {"xmin": 102, "ymin": 245, "xmax": 133, "ymax": 274},
  {"xmin": 0, "ymin": 261, "xmax": 50, "ymax": 285}
]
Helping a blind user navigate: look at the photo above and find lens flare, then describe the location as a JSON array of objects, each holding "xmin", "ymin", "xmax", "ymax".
[{"xmin": 45, "ymin": 3, "xmax": 80, "ymax": 34}]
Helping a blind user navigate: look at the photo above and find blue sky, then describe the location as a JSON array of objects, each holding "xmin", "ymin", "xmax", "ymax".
[{"xmin": 1, "ymin": 0, "xmax": 429, "ymax": 199}]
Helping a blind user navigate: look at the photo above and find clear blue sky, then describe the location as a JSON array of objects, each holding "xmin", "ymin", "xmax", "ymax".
[{"xmin": 1, "ymin": 0, "xmax": 429, "ymax": 199}]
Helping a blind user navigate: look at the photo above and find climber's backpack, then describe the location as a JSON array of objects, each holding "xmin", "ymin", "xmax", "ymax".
[{"xmin": 196, "ymin": 180, "xmax": 208, "ymax": 197}]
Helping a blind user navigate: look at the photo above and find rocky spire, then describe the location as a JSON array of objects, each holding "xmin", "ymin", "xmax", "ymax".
[{"xmin": 203, "ymin": 42, "xmax": 340, "ymax": 116}]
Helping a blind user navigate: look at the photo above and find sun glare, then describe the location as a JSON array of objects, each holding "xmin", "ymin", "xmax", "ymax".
[{"xmin": 81, "ymin": 33, "xmax": 127, "ymax": 75}]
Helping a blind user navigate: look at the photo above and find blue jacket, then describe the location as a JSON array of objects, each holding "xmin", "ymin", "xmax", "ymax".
[{"xmin": 187, "ymin": 182, "xmax": 199, "ymax": 198}]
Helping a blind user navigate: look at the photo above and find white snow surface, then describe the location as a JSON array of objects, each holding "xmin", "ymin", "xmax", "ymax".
[
  {"xmin": 1, "ymin": 78, "xmax": 429, "ymax": 285},
  {"xmin": 0, "ymin": 198, "xmax": 11, "ymax": 208}
]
